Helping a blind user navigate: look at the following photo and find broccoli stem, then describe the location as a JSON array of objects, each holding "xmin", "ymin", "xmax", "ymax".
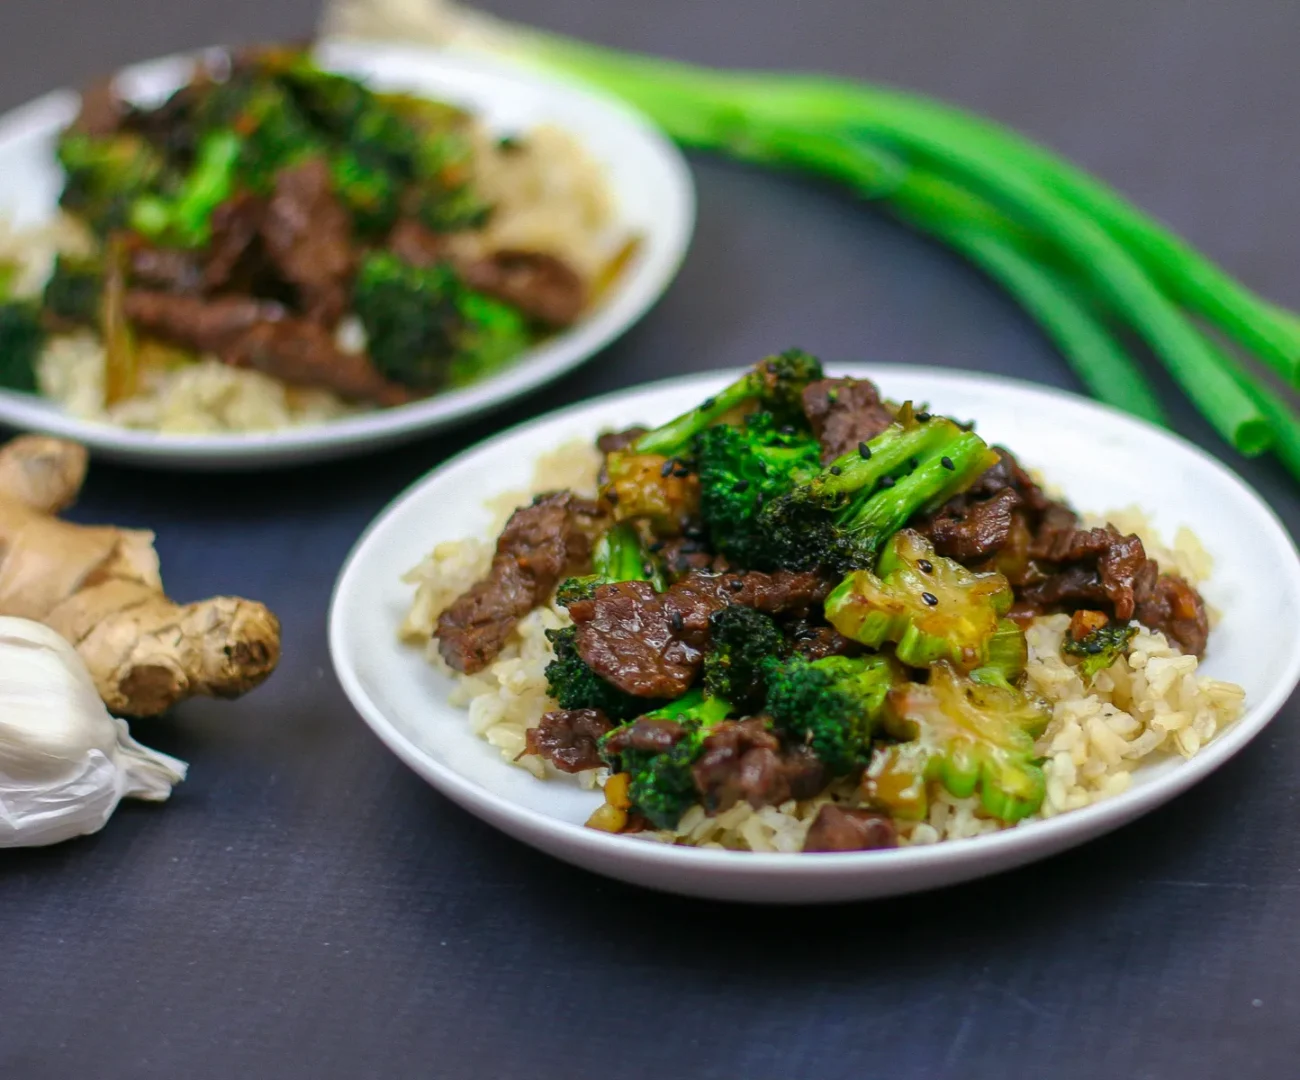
[
  {"xmin": 593, "ymin": 521, "xmax": 661, "ymax": 587},
  {"xmin": 630, "ymin": 369, "xmax": 771, "ymax": 457},
  {"xmin": 129, "ymin": 130, "xmax": 242, "ymax": 248},
  {"xmin": 816, "ymin": 418, "xmax": 962, "ymax": 504}
]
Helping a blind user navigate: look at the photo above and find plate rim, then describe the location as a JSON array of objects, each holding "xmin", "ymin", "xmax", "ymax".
[
  {"xmin": 329, "ymin": 363, "xmax": 1300, "ymax": 886},
  {"xmin": 0, "ymin": 40, "xmax": 696, "ymax": 466}
]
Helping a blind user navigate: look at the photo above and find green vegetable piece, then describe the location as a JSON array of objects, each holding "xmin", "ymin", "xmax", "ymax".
[
  {"xmin": 702, "ymin": 605, "xmax": 786, "ymax": 713},
  {"xmin": 1062, "ymin": 621, "xmax": 1138, "ymax": 681},
  {"xmin": 554, "ymin": 521, "xmax": 663, "ymax": 607},
  {"xmin": 129, "ymin": 129, "xmax": 243, "ymax": 248},
  {"xmin": 352, "ymin": 253, "xmax": 533, "ymax": 390},
  {"xmin": 56, "ymin": 131, "xmax": 165, "ymax": 236},
  {"xmin": 760, "ymin": 413, "xmax": 1000, "ymax": 571},
  {"xmin": 970, "ymin": 618, "xmax": 1029, "ymax": 692},
  {"xmin": 0, "ymin": 302, "xmax": 46, "ymax": 393},
  {"xmin": 631, "ymin": 349, "xmax": 824, "ymax": 458},
  {"xmin": 867, "ymin": 661, "xmax": 1049, "ymax": 823},
  {"xmin": 601, "ymin": 689, "xmax": 733, "ymax": 829},
  {"xmin": 765, "ymin": 653, "xmax": 899, "ymax": 775},
  {"xmin": 695, "ymin": 409, "xmax": 822, "ymax": 568},
  {"xmin": 825, "ymin": 529, "xmax": 1012, "ymax": 669},
  {"xmin": 42, "ymin": 253, "xmax": 104, "ymax": 328}
]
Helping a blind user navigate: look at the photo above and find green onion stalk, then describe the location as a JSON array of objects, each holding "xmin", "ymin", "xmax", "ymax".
[{"xmin": 324, "ymin": 0, "xmax": 1300, "ymax": 469}]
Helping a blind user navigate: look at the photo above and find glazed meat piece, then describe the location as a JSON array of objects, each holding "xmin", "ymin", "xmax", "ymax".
[
  {"xmin": 786, "ymin": 618, "xmax": 862, "ymax": 661},
  {"xmin": 73, "ymin": 78, "xmax": 124, "ymax": 137},
  {"xmin": 228, "ymin": 319, "xmax": 415, "ymax": 406},
  {"xmin": 1135, "ymin": 574, "xmax": 1210, "ymax": 657},
  {"xmin": 801, "ymin": 805, "xmax": 898, "ymax": 852},
  {"xmin": 692, "ymin": 718, "xmax": 827, "ymax": 814},
  {"xmin": 601, "ymin": 716, "xmax": 686, "ymax": 760},
  {"xmin": 801, "ymin": 377, "xmax": 895, "ymax": 463},
  {"xmin": 525, "ymin": 709, "xmax": 612, "ymax": 773},
  {"xmin": 387, "ymin": 218, "xmax": 445, "ymax": 267},
  {"xmin": 1026, "ymin": 522, "xmax": 1154, "ymax": 621},
  {"xmin": 203, "ymin": 192, "xmax": 266, "ymax": 291},
  {"xmin": 965, "ymin": 447, "xmax": 1051, "ymax": 513},
  {"xmin": 261, "ymin": 158, "xmax": 354, "ymax": 325},
  {"xmin": 920, "ymin": 487, "xmax": 1022, "ymax": 563},
  {"xmin": 124, "ymin": 291, "xmax": 284, "ymax": 355},
  {"xmin": 460, "ymin": 250, "xmax": 586, "ymax": 327},
  {"xmin": 568, "ymin": 569, "xmax": 832, "ymax": 698},
  {"xmin": 595, "ymin": 426, "xmax": 649, "ymax": 454},
  {"xmin": 436, "ymin": 492, "xmax": 606, "ymax": 673},
  {"xmin": 128, "ymin": 244, "xmax": 205, "ymax": 294}
]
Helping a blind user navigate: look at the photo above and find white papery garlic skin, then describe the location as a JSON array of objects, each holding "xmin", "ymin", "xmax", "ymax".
[{"xmin": 0, "ymin": 617, "xmax": 187, "ymax": 847}]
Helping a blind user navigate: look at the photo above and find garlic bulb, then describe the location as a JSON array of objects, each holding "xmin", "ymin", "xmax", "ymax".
[{"xmin": 0, "ymin": 616, "xmax": 186, "ymax": 847}]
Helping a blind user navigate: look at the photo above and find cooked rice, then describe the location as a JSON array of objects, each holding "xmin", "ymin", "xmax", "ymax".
[
  {"xmin": 402, "ymin": 443, "xmax": 1247, "ymax": 851},
  {"xmin": 0, "ymin": 99, "xmax": 622, "ymax": 435}
]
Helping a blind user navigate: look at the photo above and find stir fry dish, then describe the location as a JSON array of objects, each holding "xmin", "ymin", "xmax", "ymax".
[
  {"xmin": 410, "ymin": 353, "xmax": 1245, "ymax": 853},
  {"xmin": 0, "ymin": 45, "xmax": 624, "ymax": 431}
]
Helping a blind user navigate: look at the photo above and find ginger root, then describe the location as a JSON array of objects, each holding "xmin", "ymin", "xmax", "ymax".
[{"xmin": 0, "ymin": 435, "xmax": 281, "ymax": 716}]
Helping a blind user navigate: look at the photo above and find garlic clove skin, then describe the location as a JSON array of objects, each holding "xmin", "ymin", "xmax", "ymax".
[{"xmin": 0, "ymin": 616, "xmax": 187, "ymax": 848}]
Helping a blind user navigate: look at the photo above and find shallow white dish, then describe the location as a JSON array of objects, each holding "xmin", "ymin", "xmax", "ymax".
[
  {"xmin": 0, "ymin": 40, "xmax": 694, "ymax": 469},
  {"xmin": 329, "ymin": 365, "xmax": 1300, "ymax": 903}
]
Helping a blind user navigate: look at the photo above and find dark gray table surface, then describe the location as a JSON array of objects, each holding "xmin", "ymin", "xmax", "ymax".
[{"xmin": 3, "ymin": 1, "xmax": 1299, "ymax": 1077}]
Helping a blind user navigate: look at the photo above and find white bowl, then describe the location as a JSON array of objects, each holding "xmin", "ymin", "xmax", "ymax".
[
  {"xmin": 329, "ymin": 365, "xmax": 1300, "ymax": 902},
  {"xmin": 0, "ymin": 41, "xmax": 694, "ymax": 469}
]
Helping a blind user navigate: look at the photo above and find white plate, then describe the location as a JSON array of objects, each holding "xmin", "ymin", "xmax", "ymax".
[
  {"xmin": 0, "ymin": 41, "xmax": 694, "ymax": 469},
  {"xmin": 329, "ymin": 365, "xmax": 1300, "ymax": 903}
]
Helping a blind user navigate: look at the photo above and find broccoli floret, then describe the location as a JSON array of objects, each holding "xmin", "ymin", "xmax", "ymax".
[
  {"xmin": 352, "ymin": 253, "xmax": 533, "ymax": 390},
  {"xmin": 42, "ymin": 253, "xmax": 104, "ymax": 327},
  {"xmin": 601, "ymin": 689, "xmax": 733, "ymax": 829},
  {"xmin": 695, "ymin": 410, "xmax": 823, "ymax": 567},
  {"xmin": 970, "ymin": 618, "xmax": 1030, "ymax": 692},
  {"xmin": 1062, "ymin": 620, "xmax": 1137, "ymax": 681},
  {"xmin": 329, "ymin": 148, "xmax": 402, "ymax": 237},
  {"xmin": 825, "ymin": 529, "xmax": 1012, "ymax": 670},
  {"xmin": 631, "ymin": 350, "xmax": 825, "ymax": 458},
  {"xmin": 702, "ymin": 606, "xmax": 786, "ymax": 713},
  {"xmin": 0, "ymin": 302, "xmax": 46, "ymax": 393},
  {"xmin": 866, "ymin": 662, "xmax": 1049, "ymax": 824},
  {"xmin": 761, "ymin": 410, "xmax": 1000, "ymax": 572},
  {"xmin": 764, "ymin": 653, "xmax": 898, "ymax": 775},
  {"xmin": 56, "ymin": 131, "xmax": 165, "ymax": 236},
  {"xmin": 129, "ymin": 129, "xmax": 243, "ymax": 248}
]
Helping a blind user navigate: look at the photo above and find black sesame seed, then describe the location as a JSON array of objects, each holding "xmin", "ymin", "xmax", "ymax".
[
  {"xmin": 700, "ymin": 396, "xmax": 717, "ymax": 410},
  {"xmin": 916, "ymin": 411, "xmax": 932, "ymax": 422},
  {"xmin": 728, "ymin": 578, "xmax": 745, "ymax": 591},
  {"xmin": 918, "ymin": 559, "xmax": 934, "ymax": 574},
  {"xmin": 921, "ymin": 591, "xmax": 939, "ymax": 607},
  {"xmin": 670, "ymin": 611, "xmax": 684, "ymax": 631},
  {"xmin": 733, "ymin": 479, "xmax": 750, "ymax": 493},
  {"xmin": 880, "ymin": 476, "xmax": 896, "ymax": 489},
  {"xmin": 908, "ymin": 457, "xmax": 919, "ymax": 471},
  {"xmin": 940, "ymin": 456, "xmax": 955, "ymax": 471},
  {"xmin": 660, "ymin": 459, "xmax": 675, "ymax": 478},
  {"xmin": 858, "ymin": 442, "xmax": 872, "ymax": 459},
  {"xmin": 829, "ymin": 465, "xmax": 843, "ymax": 476}
]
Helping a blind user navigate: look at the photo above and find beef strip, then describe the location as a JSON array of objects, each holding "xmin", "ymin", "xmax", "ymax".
[
  {"xmin": 128, "ymin": 244, "xmax": 205, "ymax": 294},
  {"xmin": 203, "ymin": 192, "xmax": 267, "ymax": 291},
  {"xmin": 568, "ymin": 569, "xmax": 830, "ymax": 698},
  {"xmin": 227, "ymin": 319, "xmax": 414, "ymax": 405},
  {"xmin": 786, "ymin": 618, "xmax": 863, "ymax": 661},
  {"xmin": 73, "ymin": 78, "xmax": 124, "ymax": 137},
  {"xmin": 801, "ymin": 377, "xmax": 896, "ymax": 463},
  {"xmin": 460, "ymin": 250, "xmax": 586, "ymax": 328},
  {"xmin": 801, "ymin": 805, "xmax": 898, "ymax": 852},
  {"xmin": 964, "ymin": 447, "xmax": 1051, "ymax": 512},
  {"xmin": 1135, "ymin": 574, "xmax": 1209, "ymax": 657},
  {"xmin": 920, "ymin": 487, "xmax": 1022, "ymax": 563},
  {"xmin": 124, "ymin": 291, "xmax": 283, "ymax": 356},
  {"xmin": 601, "ymin": 717, "xmax": 686, "ymax": 761},
  {"xmin": 436, "ymin": 493, "xmax": 606, "ymax": 673},
  {"xmin": 387, "ymin": 218, "xmax": 445, "ymax": 268},
  {"xmin": 260, "ymin": 158, "xmax": 354, "ymax": 325},
  {"xmin": 1024, "ymin": 521, "xmax": 1154, "ymax": 621},
  {"xmin": 595, "ymin": 426, "xmax": 649, "ymax": 454},
  {"xmin": 525, "ymin": 709, "xmax": 612, "ymax": 773},
  {"xmin": 691, "ymin": 719, "xmax": 828, "ymax": 815},
  {"xmin": 124, "ymin": 291, "xmax": 412, "ymax": 405}
]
